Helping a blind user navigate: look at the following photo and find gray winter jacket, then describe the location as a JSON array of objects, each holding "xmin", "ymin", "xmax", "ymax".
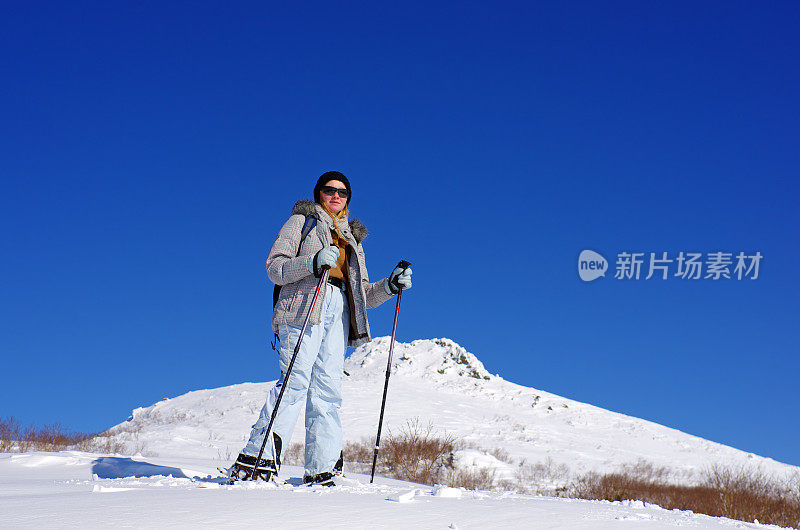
[{"xmin": 267, "ymin": 200, "xmax": 393, "ymax": 347}]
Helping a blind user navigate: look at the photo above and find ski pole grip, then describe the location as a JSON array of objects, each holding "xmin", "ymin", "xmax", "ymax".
[{"xmin": 388, "ymin": 260, "xmax": 411, "ymax": 294}]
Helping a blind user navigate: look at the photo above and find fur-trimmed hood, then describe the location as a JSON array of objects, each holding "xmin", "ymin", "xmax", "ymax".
[{"xmin": 291, "ymin": 200, "xmax": 368, "ymax": 243}]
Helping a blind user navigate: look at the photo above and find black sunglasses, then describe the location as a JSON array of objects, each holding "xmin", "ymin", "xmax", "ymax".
[{"xmin": 320, "ymin": 186, "xmax": 350, "ymax": 198}]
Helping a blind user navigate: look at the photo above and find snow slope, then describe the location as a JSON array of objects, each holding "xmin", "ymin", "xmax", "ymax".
[
  {"xmin": 100, "ymin": 337, "xmax": 799, "ymax": 488},
  {"xmin": 0, "ymin": 451, "xmax": 778, "ymax": 529},
  {"xmin": 2, "ymin": 337, "xmax": 797, "ymax": 528}
]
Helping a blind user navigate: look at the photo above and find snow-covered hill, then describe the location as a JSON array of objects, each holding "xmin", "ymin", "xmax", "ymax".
[{"xmin": 100, "ymin": 337, "xmax": 799, "ymax": 490}]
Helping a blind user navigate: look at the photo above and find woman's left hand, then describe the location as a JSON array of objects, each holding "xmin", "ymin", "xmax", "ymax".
[{"xmin": 386, "ymin": 265, "xmax": 413, "ymax": 294}]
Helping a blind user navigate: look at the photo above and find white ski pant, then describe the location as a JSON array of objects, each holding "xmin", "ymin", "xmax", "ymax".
[{"xmin": 243, "ymin": 283, "xmax": 349, "ymax": 476}]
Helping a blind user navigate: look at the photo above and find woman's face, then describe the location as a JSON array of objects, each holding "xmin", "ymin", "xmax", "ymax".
[{"xmin": 319, "ymin": 179, "xmax": 348, "ymax": 214}]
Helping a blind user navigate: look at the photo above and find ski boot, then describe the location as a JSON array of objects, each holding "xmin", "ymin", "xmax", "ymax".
[
  {"xmin": 227, "ymin": 453, "xmax": 278, "ymax": 484},
  {"xmin": 303, "ymin": 452, "xmax": 344, "ymax": 487},
  {"xmin": 303, "ymin": 471, "xmax": 336, "ymax": 487}
]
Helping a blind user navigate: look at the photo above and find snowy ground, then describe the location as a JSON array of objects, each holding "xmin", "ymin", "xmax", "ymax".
[
  {"xmin": 0, "ymin": 451, "xmax": 778, "ymax": 529},
  {"xmin": 3, "ymin": 338, "xmax": 797, "ymax": 528}
]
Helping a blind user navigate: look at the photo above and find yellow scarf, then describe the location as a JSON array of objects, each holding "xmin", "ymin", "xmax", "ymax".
[
  {"xmin": 320, "ymin": 202, "xmax": 348, "ymax": 239},
  {"xmin": 319, "ymin": 202, "xmax": 350, "ymax": 282}
]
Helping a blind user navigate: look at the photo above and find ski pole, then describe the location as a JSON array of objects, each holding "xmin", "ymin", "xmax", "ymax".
[
  {"xmin": 250, "ymin": 265, "xmax": 331, "ymax": 480},
  {"xmin": 370, "ymin": 260, "xmax": 411, "ymax": 483}
]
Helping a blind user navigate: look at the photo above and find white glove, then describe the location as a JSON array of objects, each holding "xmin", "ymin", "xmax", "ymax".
[
  {"xmin": 385, "ymin": 265, "xmax": 413, "ymax": 294},
  {"xmin": 307, "ymin": 246, "xmax": 340, "ymax": 277}
]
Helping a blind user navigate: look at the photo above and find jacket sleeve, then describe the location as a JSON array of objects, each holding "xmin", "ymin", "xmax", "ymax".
[
  {"xmin": 266, "ymin": 215, "xmax": 313, "ymax": 286},
  {"xmin": 357, "ymin": 243, "xmax": 394, "ymax": 309}
]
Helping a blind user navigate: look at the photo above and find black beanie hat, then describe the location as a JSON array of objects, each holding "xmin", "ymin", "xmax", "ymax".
[{"xmin": 314, "ymin": 171, "xmax": 351, "ymax": 205}]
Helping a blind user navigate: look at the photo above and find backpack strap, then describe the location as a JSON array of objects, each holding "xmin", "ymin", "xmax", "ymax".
[{"xmin": 271, "ymin": 215, "xmax": 317, "ymax": 350}]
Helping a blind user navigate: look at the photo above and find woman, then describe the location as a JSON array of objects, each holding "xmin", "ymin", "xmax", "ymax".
[{"xmin": 228, "ymin": 171, "xmax": 412, "ymax": 486}]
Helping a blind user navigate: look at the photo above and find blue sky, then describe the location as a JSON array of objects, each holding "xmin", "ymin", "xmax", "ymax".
[{"xmin": 1, "ymin": 2, "xmax": 798, "ymax": 466}]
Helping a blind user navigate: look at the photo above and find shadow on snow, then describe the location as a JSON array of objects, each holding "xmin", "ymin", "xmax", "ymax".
[{"xmin": 91, "ymin": 457, "xmax": 188, "ymax": 479}]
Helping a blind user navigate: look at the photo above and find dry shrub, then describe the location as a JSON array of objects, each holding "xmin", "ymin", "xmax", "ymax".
[
  {"xmin": 489, "ymin": 447, "xmax": 511, "ymax": 464},
  {"xmin": 0, "ymin": 416, "xmax": 129, "ymax": 454},
  {"xmin": 790, "ymin": 472, "xmax": 800, "ymax": 500},
  {"xmin": 619, "ymin": 459, "xmax": 671, "ymax": 483},
  {"xmin": 16, "ymin": 424, "xmax": 35, "ymax": 452},
  {"xmin": 509, "ymin": 457, "xmax": 571, "ymax": 495},
  {"xmin": 76, "ymin": 431, "xmax": 128, "ymax": 454},
  {"xmin": 342, "ymin": 420, "xmax": 459, "ymax": 486},
  {"xmin": 281, "ymin": 426, "xmax": 459, "ymax": 486},
  {"xmin": 1, "ymin": 417, "xmax": 22, "ymax": 452},
  {"xmin": 343, "ymin": 439, "xmax": 372, "ymax": 468},
  {"xmin": 702, "ymin": 464, "xmax": 800, "ymax": 526},
  {"xmin": 381, "ymin": 419, "xmax": 456, "ymax": 484},
  {"xmin": 33, "ymin": 424, "xmax": 94, "ymax": 451},
  {"xmin": 446, "ymin": 467, "xmax": 496, "ymax": 490},
  {"xmin": 1, "ymin": 417, "xmax": 37, "ymax": 452},
  {"xmin": 341, "ymin": 422, "xmax": 513, "ymax": 491},
  {"xmin": 84, "ymin": 420, "xmax": 151, "ymax": 455},
  {"xmin": 1, "ymin": 417, "xmax": 91, "ymax": 452},
  {"xmin": 523, "ymin": 457, "xmax": 571, "ymax": 484},
  {"xmin": 283, "ymin": 442, "xmax": 304, "ymax": 465},
  {"xmin": 569, "ymin": 462, "xmax": 800, "ymax": 528}
]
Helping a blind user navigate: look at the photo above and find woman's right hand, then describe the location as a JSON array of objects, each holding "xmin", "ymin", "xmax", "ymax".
[{"xmin": 307, "ymin": 246, "xmax": 340, "ymax": 277}]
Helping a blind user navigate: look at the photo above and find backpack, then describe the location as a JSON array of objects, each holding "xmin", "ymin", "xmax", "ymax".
[{"xmin": 271, "ymin": 215, "xmax": 317, "ymax": 350}]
